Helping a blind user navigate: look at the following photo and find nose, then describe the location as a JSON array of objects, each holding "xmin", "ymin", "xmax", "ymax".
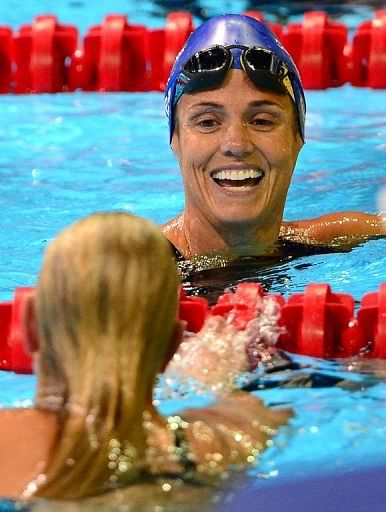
[{"xmin": 219, "ymin": 121, "xmax": 254, "ymax": 158}]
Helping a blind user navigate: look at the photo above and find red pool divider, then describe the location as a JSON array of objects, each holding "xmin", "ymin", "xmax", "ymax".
[
  {"xmin": 179, "ymin": 287, "xmax": 208, "ymax": 333},
  {"xmin": 211, "ymin": 282, "xmax": 285, "ymax": 331},
  {"xmin": 1, "ymin": 10, "xmax": 386, "ymax": 93},
  {"xmin": 284, "ymin": 11, "xmax": 349, "ymax": 89},
  {"xmin": 0, "ymin": 300, "xmax": 12, "ymax": 370},
  {"xmin": 160, "ymin": 11, "xmax": 194, "ymax": 90},
  {"xmin": 70, "ymin": 15, "xmax": 149, "ymax": 92},
  {"xmin": 0, "ymin": 26, "xmax": 13, "ymax": 93},
  {"xmin": 277, "ymin": 283, "xmax": 365, "ymax": 358},
  {"xmin": 13, "ymin": 15, "xmax": 78, "ymax": 93},
  {"xmin": 2, "ymin": 282, "xmax": 386, "ymax": 374},
  {"xmin": 0, "ymin": 287, "xmax": 34, "ymax": 373},
  {"xmin": 350, "ymin": 10, "xmax": 386, "ymax": 88},
  {"xmin": 358, "ymin": 283, "xmax": 386, "ymax": 358}
]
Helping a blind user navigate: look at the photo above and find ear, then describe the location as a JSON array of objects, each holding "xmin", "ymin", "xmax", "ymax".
[
  {"xmin": 22, "ymin": 292, "xmax": 39, "ymax": 354},
  {"xmin": 160, "ymin": 320, "xmax": 185, "ymax": 373}
]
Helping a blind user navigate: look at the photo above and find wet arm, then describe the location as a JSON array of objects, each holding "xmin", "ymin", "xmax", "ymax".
[{"xmin": 284, "ymin": 212, "xmax": 386, "ymax": 246}]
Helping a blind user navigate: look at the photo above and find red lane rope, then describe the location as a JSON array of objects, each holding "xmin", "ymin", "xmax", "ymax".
[
  {"xmin": 2, "ymin": 281, "xmax": 386, "ymax": 374},
  {"xmin": 1, "ymin": 10, "xmax": 386, "ymax": 94}
]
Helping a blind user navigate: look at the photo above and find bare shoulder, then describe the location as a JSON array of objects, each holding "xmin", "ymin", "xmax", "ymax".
[
  {"xmin": 281, "ymin": 212, "xmax": 385, "ymax": 245},
  {"xmin": 161, "ymin": 215, "xmax": 182, "ymax": 239},
  {"xmin": 0, "ymin": 409, "xmax": 57, "ymax": 498},
  {"xmin": 160, "ymin": 215, "xmax": 181, "ymax": 234},
  {"xmin": 161, "ymin": 214, "xmax": 189, "ymax": 255}
]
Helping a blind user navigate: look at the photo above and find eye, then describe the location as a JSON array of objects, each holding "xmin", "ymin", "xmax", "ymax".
[
  {"xmin": 250, "ymin": 114, "xmax": 277, "ymax": 130},
  {"xmin": 198, "ymin": 118, "xmax": 218, "ymax": 128},
  {"xmin": 192, "ymin": 116, "xmax": 221, "ymax": 132},
  {"xmin": 253, "ymin": 118, "xmax": 273, "ymax": 126}
]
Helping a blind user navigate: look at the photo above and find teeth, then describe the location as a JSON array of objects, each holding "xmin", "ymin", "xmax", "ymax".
[{"xmin": 211, "ymin": 169, "xmax": 263, "ymax": 181}]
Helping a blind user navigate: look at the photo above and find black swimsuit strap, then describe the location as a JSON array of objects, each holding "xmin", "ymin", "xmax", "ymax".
[
  {"xmin": 174, "ymin": 423, "xmax": 197, "ymax": 472},
  {"xmin": 168, "ymin": 241, "xmax": 186, "ymax": 261}
]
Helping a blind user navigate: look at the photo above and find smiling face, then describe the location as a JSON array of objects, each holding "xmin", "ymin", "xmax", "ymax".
[{"xmin": 171, "ymin": 70, "xmax": 303, "ymax": 240}]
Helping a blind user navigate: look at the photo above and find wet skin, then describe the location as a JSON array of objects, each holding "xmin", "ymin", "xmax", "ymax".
[{"xmin": 162, "ymin": 70, "xmax": 386, "ymax": 259}]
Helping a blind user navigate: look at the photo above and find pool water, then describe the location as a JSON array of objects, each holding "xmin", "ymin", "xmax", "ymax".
[
  {"xmin": 1, "ymin": 0, "xmax": 386, "ymax": 508},
  {"xmin": 1, "ymin": 87, "xmax": 385, "ymax": 299}
]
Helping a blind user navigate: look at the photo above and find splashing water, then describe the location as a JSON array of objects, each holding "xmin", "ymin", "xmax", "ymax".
[{"xmin": 162, "ymin": 295, "xmax": 284, "ymax": 396}]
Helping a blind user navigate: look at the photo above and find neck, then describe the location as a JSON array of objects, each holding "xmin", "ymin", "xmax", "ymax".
[{"xmin": 182, "ymin": 209, "xmax": 282, "ymax": 258}]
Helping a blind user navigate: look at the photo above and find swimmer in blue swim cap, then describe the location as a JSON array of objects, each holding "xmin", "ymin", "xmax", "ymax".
[{"xmin": 161, "ymin": 14, "xmax": 386, "ymax": 263}]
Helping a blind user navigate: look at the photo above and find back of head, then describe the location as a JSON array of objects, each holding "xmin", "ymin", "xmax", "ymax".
[
  {"xmin": 165, "ymin": 14, "xmax": 306, "ymax": 141},
  {"xmin": 33, "ymin": 212, "xmax": 179, "ymax": 498}
]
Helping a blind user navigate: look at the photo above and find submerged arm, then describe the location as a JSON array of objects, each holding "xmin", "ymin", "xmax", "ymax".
[{"xmin": 181, "ymin": 393, "xmax": 292, "ymax": 473}]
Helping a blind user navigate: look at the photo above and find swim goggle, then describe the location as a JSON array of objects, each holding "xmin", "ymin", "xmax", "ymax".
[{"xmin": 174, "ymin": 44, "xmax": 296, "ymax": 105}]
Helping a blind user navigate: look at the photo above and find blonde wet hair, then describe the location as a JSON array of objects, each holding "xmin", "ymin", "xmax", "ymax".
[{"xmin": 32, "ymin": 212, "xmax": 179, "ymax": 499}]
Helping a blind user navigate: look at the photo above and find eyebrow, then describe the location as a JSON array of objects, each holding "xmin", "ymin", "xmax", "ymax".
[
  {"xmin": 189, "ymin": 100, "xmax": 285, "ymax": 111},
  {"xmin": 247, "ymin": 100, "xmax": 285, "ymax": 110},
  {"xmin": 188, "ymin": 101, "xmax": 223, "ymax": 110}
]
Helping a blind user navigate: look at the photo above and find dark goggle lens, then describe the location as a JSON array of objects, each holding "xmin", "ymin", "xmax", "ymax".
[
  {"xmin": 244, "ymin": 48, "xmax": 287, "ymax": 77},
  {"xmin": 183, "ymin": 46, "xmax": 229, "ymax": 74}
]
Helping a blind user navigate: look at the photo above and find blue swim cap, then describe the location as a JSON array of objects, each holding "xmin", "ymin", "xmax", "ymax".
[{"xmin": 164, "ymin": 14, "xmax": 306, "ymax": 141}]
